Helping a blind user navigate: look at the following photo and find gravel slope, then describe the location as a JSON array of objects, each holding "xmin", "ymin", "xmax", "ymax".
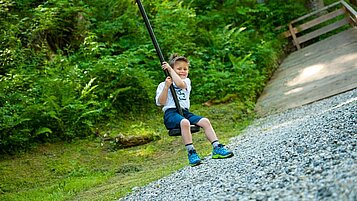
[{"xmin": 119, "ymin": 89, "xmax": 357, "ymax": 201}]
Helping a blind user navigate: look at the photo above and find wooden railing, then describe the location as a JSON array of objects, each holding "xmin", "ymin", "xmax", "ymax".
[{"xmin": 282, "ymin": 0, "xmax": 357, "ymax": 50}]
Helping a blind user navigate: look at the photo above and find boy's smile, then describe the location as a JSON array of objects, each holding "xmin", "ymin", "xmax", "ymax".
[{"xmin": 174, "ymin": 60, "xmax": 189, "ymax": 79}]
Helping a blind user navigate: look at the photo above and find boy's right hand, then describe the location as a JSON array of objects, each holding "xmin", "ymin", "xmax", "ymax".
[{"xmin": 165, "ymin": 76, "xmax": 172, "ymax": 88}]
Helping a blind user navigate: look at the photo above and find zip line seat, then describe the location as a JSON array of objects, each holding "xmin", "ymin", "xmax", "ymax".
[{"xmin": 168, "ymin": 125, "xmax": 201, "ymax": 136}]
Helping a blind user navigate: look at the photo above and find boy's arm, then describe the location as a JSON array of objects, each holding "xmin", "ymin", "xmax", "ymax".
[
  {"xmin": 162, "ymin": 62, "xmax": 186, "ymax": 89},
  {"xmin": 158, "ymin": 84, "xmax": 169, "ymax": 105},
  {"xmin": 156, "ymin": 76, "xmax": 172, "ymax": 105}
]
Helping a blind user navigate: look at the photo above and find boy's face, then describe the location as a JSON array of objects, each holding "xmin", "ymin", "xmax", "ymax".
[{"xmin": 174, "ymin": 60, "xmax": 189, "ymax": 79}]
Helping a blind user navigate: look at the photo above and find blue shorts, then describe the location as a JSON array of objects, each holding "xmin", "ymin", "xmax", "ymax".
[{"xmin": 164, "ymin": 108, "xmax": 203, "ymax": 130}]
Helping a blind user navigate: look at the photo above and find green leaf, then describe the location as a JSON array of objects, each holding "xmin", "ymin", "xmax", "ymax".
[{"xmin": 35, "ymin": 127, "xmax": 52, "ymax": 136}]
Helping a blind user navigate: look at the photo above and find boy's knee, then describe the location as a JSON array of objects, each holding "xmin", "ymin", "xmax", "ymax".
[
  {"xmin": 200, "ymin": 118, "xmax": 210, "ymax": 124},
  {"xmin": 180, "ymin": 119, "xmax": 190, "ymax": 128}
]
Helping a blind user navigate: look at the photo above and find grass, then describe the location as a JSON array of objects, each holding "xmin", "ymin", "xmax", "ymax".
[{"xmin": 0, "ymin": 101, "xmax": 254, "ymax": 201}]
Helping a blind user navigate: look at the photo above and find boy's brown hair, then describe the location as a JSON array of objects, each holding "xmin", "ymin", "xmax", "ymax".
[{"xmin": 169, "ymin": 53, "xmax": 189, "ymax": 68}]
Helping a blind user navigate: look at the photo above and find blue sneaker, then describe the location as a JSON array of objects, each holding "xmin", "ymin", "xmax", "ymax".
[
  {"xmin": 212, "ymin": 144, "xmax": 234, "ymax": 159},
  {"xmin": 188, "ymin": 150, "xmax": 201, "ymax": 166}
]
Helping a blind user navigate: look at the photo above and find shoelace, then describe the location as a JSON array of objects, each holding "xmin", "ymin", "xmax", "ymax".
[
  {"xmin": 215, "ymin": 145, "xmax": 228, "ymax": 154},
  {"xmin": 189, "ymin": 150, "xmax": 198, "ymax": 157},
  {"xmin": 189, "ymin": 150, "xmax": 197, "ymax": 155},
  {"xmin": 189, "ymin": 150, "xmax": 200, "ymax": 162}
]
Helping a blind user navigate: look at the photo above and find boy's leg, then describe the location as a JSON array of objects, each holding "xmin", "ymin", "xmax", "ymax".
[
  {"xmin": 184, "ymin": 110, "xmax": 218, "ymax": 143},
  {"xmin": 181, "ymin": 119, "xmax": 201, "ymax": 166},
  {"xmin": 196, "ymin": 118, "xmax": 233, "ymax": 159},
  {"xmin": 196, "ymin": 118, "xmax": 218, "ymax": 143},
  {"xmin": 165, "ymin": 109, "xmax": 194, "ymax": 144},
  {"xmin": 164, "ymin": 109, "xmax": 201, "ymax": 166},
  {"xmin": 180, "ymin": 119, "xmax": 192, "ymax": 145}
]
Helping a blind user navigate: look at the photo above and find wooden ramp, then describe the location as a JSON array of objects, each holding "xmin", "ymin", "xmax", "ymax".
[{"xmin": 255, "ymin": 27, "xmax": 357, "ymax": 116}]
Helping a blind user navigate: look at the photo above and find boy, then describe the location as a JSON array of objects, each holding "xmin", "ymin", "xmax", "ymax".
[{"xmin": 155, "ymin": 54, "xmax": 233, "ymax": 166}]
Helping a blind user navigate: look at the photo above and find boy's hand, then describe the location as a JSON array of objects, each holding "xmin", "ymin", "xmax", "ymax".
[
  {"xmin": 164, "ymin": 76, "xmax": 172, "ymax": 88},
  {"xmin": 162, "ymin": 62, "xmax": 173, "ymax": 72}
]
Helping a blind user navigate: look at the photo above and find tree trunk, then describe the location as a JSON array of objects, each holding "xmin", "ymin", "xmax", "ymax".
[
  {"xmin": 96, "ymin": 129, "xmax": 160, "ymax": 149},
  {"xmin": 114, "ymin": 134, "xmax": 159, "ymax": 148}
]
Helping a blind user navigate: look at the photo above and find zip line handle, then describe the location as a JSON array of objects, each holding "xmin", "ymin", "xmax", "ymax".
[{"xmin": 136, "ymin": 0, "xmax": 183, "ymax": 116}]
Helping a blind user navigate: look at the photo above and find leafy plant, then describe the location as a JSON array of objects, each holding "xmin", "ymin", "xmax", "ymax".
[{"xmin": 0, "ymin": 0, "xmax": 307, "ymax": 153}]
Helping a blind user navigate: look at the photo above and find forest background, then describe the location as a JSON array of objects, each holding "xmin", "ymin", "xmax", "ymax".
[{"xmin": 1, "ymin": 0, "xmax": 354, "ymax": 200}]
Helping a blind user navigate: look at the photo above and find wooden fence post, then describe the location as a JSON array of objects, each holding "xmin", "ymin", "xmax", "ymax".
[{"xmin": 288, "ymin": 23, "xmax": 301, "ymax": 50}]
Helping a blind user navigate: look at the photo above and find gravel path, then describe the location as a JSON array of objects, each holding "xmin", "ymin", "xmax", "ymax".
[{"xmin": 119, "ymin": 89, "xmax": 357, "ymax": 201}]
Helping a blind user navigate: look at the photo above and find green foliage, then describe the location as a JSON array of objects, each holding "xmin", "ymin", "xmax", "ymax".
[
  {"xmin": 0, "ymin": 100, "xmax": 253, "ymax": 201},
  {"xmin": 84, "ymin": 51, "xmax": 156, "ymax": 115},
  {"xmin": 30, "ymin": 0, "xmax": 90, "ymax": 52},
  {"xmin": 0, "ymin": 0, "xmax": 310, "ymax": 153},
  {"xmin": 151, "ymin": 1, "xmax": 198, "ymax": 54},
  {"xmin": 262, "ymin": 0, "xmax": 309, "ymax": 28},
  {"xmin": 0, "ymin": 56, "xmax": 102, "ymax": 153}
]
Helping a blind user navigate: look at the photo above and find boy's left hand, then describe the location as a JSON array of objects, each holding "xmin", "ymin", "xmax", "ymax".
[{"xmin": 162, "ymin": 62, "xmax": 173, "ymax": 72}]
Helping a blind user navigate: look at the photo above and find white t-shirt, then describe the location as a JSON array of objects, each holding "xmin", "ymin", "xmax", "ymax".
[{"xmin": 155, "ymin": 78, "xmax": 191, "ymax": 112}]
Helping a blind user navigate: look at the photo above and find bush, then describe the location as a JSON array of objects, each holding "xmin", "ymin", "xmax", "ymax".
[
  {"xmin": 86, "ymin": 51, "xmax": 156, "ymax": 116},
  {"xmin": 0, "ymin": 55, "xmax": 100, "ymax": 153},
  {"xmin": 0, "ymin": 0, "xmax": 307, "ymax": 153}
]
